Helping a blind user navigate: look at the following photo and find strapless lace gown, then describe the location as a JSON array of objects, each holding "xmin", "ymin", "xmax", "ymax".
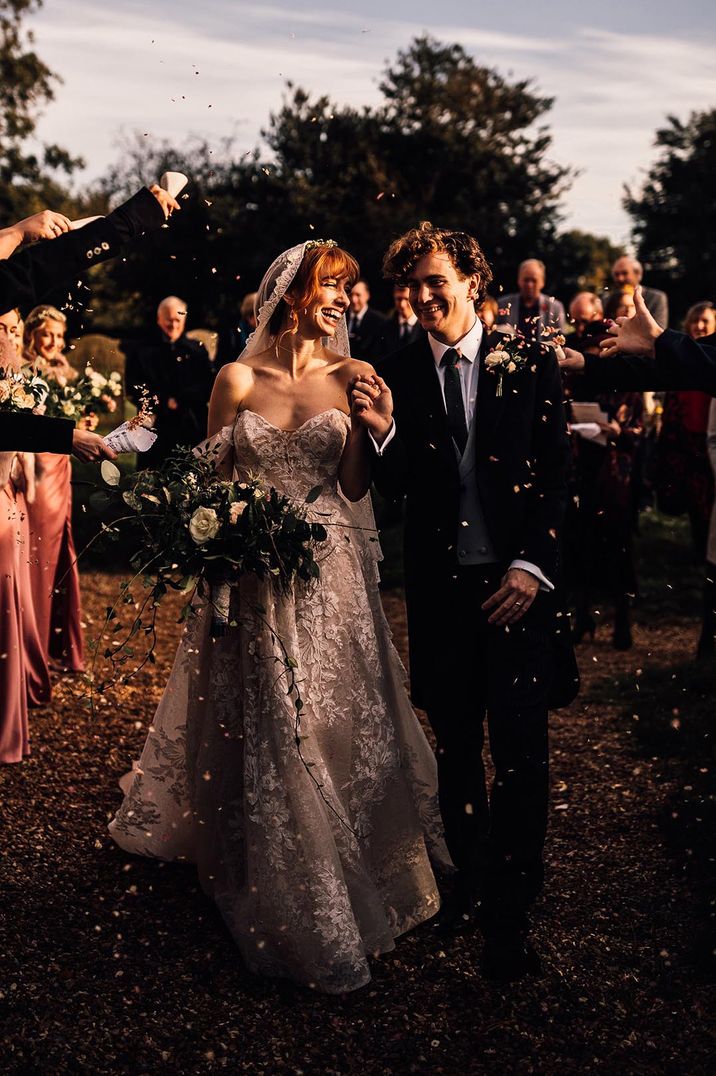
[{"xmin": 109, "ymin": 408, "xmax": 448, "ymax": 993}]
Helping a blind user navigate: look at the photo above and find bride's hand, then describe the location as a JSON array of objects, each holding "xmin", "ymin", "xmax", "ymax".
[{"xmin": 349, "ymin": 374, "xmax": 393, "ymax": 443}]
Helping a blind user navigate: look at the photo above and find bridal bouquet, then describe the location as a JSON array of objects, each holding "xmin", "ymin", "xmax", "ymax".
[
  {"xmin": 91, "ymin": 442, "xmax": 328, "ymax": 689},
  {"xmin": 43, "ymin": 364, "xmax": 122, "ymax": 423},
  {"xmin": 486, "ymin": 323, "xmax": 566, "ymax": 396},
  {"xmin": 0, "ymin": 365, "xmax": 49, "ymax": 412}
]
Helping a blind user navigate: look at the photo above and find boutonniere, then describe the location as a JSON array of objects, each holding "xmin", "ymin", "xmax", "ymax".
[{"xmin": 484, "ymin": 325, "xmax": 566, "ymax": 396}]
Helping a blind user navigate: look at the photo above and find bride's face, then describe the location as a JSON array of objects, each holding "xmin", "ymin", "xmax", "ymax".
[{"xmin": 296, "ymin": 274, "xmax": 351, "ymax": 339}]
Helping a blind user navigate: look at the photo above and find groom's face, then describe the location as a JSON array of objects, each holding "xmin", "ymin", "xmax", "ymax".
[{"xmin": 406, "ymin": 253, "xmax": 479, "ymax": 343}]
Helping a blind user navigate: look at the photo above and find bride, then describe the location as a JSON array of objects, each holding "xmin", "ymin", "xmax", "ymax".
[{"xmin": 109, "ymin": 240, "xmax": 449, "ymax": 993}]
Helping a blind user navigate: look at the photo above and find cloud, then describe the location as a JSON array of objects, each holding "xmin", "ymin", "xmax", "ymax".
[{"xmin": 27, "ymin": 3, "xmax": 716, "ymax": 244}]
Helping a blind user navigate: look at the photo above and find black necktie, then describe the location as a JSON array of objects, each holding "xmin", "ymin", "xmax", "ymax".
[{"xmin": 440, "ymin": 348, "xmax": 468, "ymax": 455}]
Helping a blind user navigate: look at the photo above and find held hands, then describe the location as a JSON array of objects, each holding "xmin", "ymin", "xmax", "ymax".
[
  {"xmin": 600, "ymin": 286, "xmax": 663, "ymax": 358},
  {"xmin": 482, "ymin": 567, "xmax": 540, "ymax": 626},
  {"xmin": 148, "ymin": 183, "xmax": 181, "ymax": 220},
  {"xmin": 349, "ymin": 374, "xmax": 394, "ymax": 442}
]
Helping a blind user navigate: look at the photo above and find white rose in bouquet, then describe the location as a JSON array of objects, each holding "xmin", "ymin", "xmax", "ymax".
[{"xmin": 189, "ymin": 506, "xmax": 220, "ymax": 544}]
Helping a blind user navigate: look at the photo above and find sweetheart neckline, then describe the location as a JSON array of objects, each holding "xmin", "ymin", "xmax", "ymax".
[{"xmin": 236, "ymin": 407, "xmax": 350, "ymax": 435}]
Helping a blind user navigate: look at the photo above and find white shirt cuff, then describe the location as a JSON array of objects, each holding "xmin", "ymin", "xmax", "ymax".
[
  {"xmin": 509, "ymin": 559, "xmax": 554, "ymax": 591},
  {"xmin": 368, "ymin": 420, "xmax": 396, "ymax": 457}
]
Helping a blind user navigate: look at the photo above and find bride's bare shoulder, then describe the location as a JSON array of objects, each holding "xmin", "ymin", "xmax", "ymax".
[{"xmin": 213, "ymin": 359, "xmax": 255, "ymax": 399}]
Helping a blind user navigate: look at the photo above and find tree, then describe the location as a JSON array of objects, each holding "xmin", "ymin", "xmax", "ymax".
[
  {"xmin": 625, "ymin": 110, "xmax": 716, "ymax": 322},
  {"xmin": 0, "ymin": 0, "xmax": 82, "ymax": 222},
  {"xmin": 92, "ymin": 35, "xmax": 576, "ymax": 332},
  {"xmin": 551, "ymin": 229, "xmax": 622, "ymax": 302}
]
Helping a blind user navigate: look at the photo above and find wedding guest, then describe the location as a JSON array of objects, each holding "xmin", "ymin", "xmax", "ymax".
[
  {"xmin": 0, "ymin": 450, "xmax": 53, "ymax": 762},
  {"xmin": 1, "ymin": 185, "xmax": 179, "ymax": 318},
  {"xmin": 347, "ymin": 279, "xmax": 385, "ymax": 361},
  {"xmin": 605, "ymin": 255, "xmax": 668, "ymax": 328},
  {"xmin": 0, "ymin": 335, "xmax": 52, "ymax": 755},
  {"xmin": 701, "ymin": 400, "xmax": 716, "ymax": 657},
  {"xmin": 379, "ymin": 285, "xmax": 422, "ymax": 357},
  {"xmin": 571, "ymin": 393, "xmax": 644, "ymax": 650},
  {"xmin": 23, "ymin": 305, "xmax": 84, "ymax": 674},
  {"xmin": 613, "ymin": 288, "xmax": 637, "ymax": 320},
  {"xmin": 568, "ymin": 292, "xmax": 605, "ymax": 338},
  {"xmin": 558, "ymin": 288, "xmax": 716, "ymax": 395},
  {"xmin": 655, "ymin": 302, "xmax": 716, "ymax": 557},
  {"xmin": 124, "ymin": 296, "xmax": 215, "ymax": 467},
  {"xmin": 215, "ymin": 292, "xmax": 258, "ymax": 370},
  {"xmin": 497, "ymin": 259, "xmax": 566, "ymax": 342},
  {"xmin": 476, "ymin": 295, "xmax": 499, "ymax": 330},
  {"xmin": 0, "ymin": 307, "xmax": 24, "ymax": 358}
]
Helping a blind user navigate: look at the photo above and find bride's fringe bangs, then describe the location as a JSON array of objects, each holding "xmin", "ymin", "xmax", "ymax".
[{"xmin": 269, "ymin": 245, "xmax": 359, "ymax": 339}]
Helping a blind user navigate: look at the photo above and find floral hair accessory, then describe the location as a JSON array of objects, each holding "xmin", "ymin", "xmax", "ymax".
[{"xmin": 304, "ymin": 239, "xmax": 337, "ymax": 251}]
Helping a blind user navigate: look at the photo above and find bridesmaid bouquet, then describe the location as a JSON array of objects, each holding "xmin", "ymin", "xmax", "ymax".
[
  {"xmin": 90, "ymin": 443, "xmax": 328, "ymax": 690},
  {"xmin": 42, "ymin": 364, "xmax": 122, "ymax": 424},
  {"xmin": 0, "ymin": 365, "xmax": 49, "ymax": 412}
]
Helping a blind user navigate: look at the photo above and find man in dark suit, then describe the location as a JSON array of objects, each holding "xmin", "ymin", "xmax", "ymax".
[
  {"xmin": 604, "ymin": 256, "xmax": 669, "ymax": 328},
  {"xmin": 346, "ymin": 279, "xmax": 386, "ymax": 361},
  {"xmin": 497, "ymin": 259, "xmax": 566, "ymax": 341},
  {"xmin": 0, "ymin": 185, "xmax": 176, "ymax": 318},
  {"xmin": 350, "ymin": 223, "xmax": 573, "ymax": 981},
  {"xmin": 379, "ymin": 284, "xmax": 423, "ymax": 358},
  {"xmin": 124, "ymin": 296, "xmax": 215, "ymax": 467}
]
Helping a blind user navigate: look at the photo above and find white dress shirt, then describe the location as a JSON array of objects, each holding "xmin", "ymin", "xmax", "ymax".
[{"xmin": 371, "ymin": 319, "xmax": 553, "ymax": 589}]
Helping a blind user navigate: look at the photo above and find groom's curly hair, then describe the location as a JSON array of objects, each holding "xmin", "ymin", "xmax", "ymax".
[{"xmin": 382, "ymin": 222, "xmax": 493, "ymax": 305}]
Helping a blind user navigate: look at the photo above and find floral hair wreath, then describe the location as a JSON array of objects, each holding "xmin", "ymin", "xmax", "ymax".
[{"xmin": 304, "ymin": 238, "xmax": 337, "ymax": 251}]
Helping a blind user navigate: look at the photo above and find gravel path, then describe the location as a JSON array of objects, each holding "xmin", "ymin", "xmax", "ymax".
[{"xmin": 0, "ymin": 574, "xmax": 713, "ymax": 1074}]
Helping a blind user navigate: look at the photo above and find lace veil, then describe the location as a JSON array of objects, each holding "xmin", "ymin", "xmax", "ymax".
[{"xmin": 232, "ymin": 241, "xmax": 381, "ymax": 563}]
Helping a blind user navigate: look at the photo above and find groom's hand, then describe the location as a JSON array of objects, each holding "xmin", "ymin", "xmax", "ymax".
[
  {"xmin": 349, "ymin": 374, "xmax": 393, "ymax": 444},
  {"xmin": 482, "ymin": 568, "xmax": 540, "ymax": 626}
]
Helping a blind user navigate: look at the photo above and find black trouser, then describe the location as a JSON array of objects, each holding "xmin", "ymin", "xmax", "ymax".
[{"xmin": 425, "ymin": 565, "xmax": 551, "ymax": 939}]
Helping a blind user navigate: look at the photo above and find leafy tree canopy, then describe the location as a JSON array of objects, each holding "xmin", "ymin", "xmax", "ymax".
[
  {"xmin": 625, "ymin": 110, "xmax": 716, "ymax": 321},
  {"xmin": 0, "ymin": 0, "xmax": 83, "ymax": 221}
]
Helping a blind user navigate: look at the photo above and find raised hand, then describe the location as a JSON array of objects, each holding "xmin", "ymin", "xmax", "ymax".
[
  {"xmin": 600, "ymin": 286, "xmax": 663, "ymax": 358},
  {"xmin": 481, "ymin": 567, "xmax": 540, "ymax": 626},
  {"xmin": 18, "ymin": 210, "xmax": 73, "ymax": 243},
  {"xmin": 349, "ymin": 373, "xmax": 394, "ymax": 443},
  {"xmin": 148, "ymin": 183, "xmax": 181, "ymax": 220}
]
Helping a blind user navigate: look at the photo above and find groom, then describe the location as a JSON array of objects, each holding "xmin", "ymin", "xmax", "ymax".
[{"xmin": 350, "ymin": 223, "xmax": 572, "ymax": 980}]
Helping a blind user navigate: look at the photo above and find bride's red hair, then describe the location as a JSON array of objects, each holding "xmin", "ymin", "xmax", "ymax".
[{"xmin": 269, "ymin": 244, "xmax": 359, "ymax": 337}]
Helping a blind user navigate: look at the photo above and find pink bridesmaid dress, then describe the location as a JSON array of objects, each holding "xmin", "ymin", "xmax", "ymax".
[
  {"xmin": 27, "ymin": 452, "xmax": 84, "ymax": 673},
  {"xmin": 1, "ymin": 465, "xmax": 51, "ymax": 764}
]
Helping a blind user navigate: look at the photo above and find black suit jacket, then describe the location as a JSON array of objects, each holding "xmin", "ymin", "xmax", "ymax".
[
  {"xmin": 0, "ymin": 412, "xmax": 73, "ymax": 453},
  {"xmin": 373, "ymin": 331, "xmax": 572, "ymax": 707},
  {"xmin": 1, "ymin": 188, "xmax": 165, "ymax": 317},
  {"xmin": 348, "ymin": 307, "xmax": 386, "ymax": 362},
  {"xmin": 378, "ymin": 315, "xmax": 423, "ymax": 359},
  {"xmin": 584, "ymin": 329, "xmax": 716, "ymax": 395},
  {"xmin": 124, "ymin": 330, "xmax": 215, "ymax": 466}
]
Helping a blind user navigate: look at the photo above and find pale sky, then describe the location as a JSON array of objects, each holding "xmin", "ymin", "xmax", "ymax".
[{"xmin": 28, "ymin": 0, "xmax": 716, "ymax": 245}]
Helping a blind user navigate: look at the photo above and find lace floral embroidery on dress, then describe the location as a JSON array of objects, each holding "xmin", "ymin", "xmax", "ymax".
[{"xmin": 109, "ymin": 408, "xmax": 449, "ymax": 994}]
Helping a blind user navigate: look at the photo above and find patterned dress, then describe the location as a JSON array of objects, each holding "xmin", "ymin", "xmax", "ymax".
[{"xmin": 110, "ymin": 408, "xmax": 448, "ymax": 993}]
